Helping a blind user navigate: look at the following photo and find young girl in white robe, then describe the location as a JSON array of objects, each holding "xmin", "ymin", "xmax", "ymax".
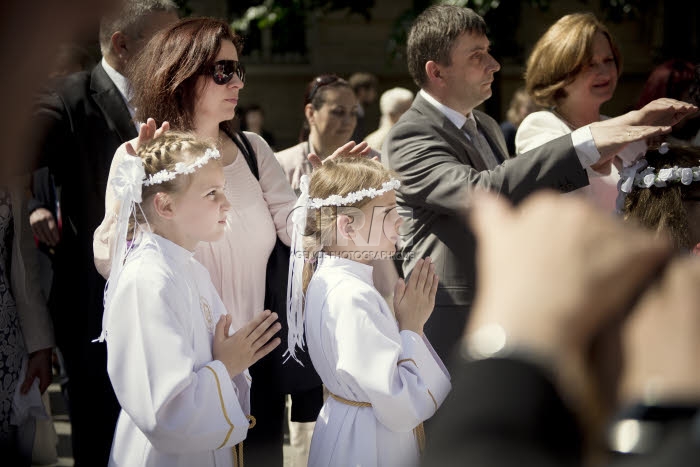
[
  {"xmin": 101, "ymin": 131, "xmax": 281, "ymax": 467},
  {"xmin": 286, "ymin": 157, "xmax": 452, "ymax": 467}
]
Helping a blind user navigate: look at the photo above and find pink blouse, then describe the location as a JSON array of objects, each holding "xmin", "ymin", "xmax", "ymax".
[{"xmin": 195, "ymin": 133, "xmax": 296, "ymax": 329}]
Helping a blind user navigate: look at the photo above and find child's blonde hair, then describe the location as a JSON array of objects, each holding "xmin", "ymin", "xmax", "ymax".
[
  {"xmin": 301, "ymin": 157, "xmax": 395, "ymax": 293},
  {"xmin": 130, "ymin": 131, "xmax": 219, "ymax": 237}
]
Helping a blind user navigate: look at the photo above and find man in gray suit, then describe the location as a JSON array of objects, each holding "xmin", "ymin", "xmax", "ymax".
[{"xmin": 383, "ymin": 4, "xmax": 695, "ymax": 361}]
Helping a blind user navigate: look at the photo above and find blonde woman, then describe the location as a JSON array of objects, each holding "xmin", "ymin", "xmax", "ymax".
[{"xmin": 516, "ymin": 12, "xmax": 646, "ymax": 212}]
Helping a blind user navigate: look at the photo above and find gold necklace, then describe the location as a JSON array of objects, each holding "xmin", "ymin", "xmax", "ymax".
[{"xmin": 551, "ymin": 108, "xmax": 578, "ymax": 130}]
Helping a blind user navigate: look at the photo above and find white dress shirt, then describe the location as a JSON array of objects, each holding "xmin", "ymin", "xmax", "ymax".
[
  {"xmin": 101, "ymin": 57, "xmax": 140, "ymax": 132},
  {"xmin": 419, "ymin": 89, "xmax": 601, "ymax": 169}
]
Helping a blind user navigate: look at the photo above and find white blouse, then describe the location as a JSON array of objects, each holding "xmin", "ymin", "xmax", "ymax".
[{"xmin": 516, "ymin": 110, "xmax": 646, "ymax": 213}]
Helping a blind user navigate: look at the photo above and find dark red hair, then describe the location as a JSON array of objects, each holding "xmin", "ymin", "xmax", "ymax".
[
  {"xmin": 129, "ymin": 17, "xmax": 244, "ymax": 130},
  {"xmin": 637, "ymin": 59, "xmax": 696, "ymax": 109}
]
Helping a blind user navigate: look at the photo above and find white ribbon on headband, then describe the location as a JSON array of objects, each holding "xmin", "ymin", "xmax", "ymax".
[
  {"xmin": 97, "ymin": 156, "xmax": 146, "ymax": 343},
  {"xmin": 615, "ymin": 159, "xmax": 649, "ymax": 214},
  {"xmin": 112, "ymin": 156, "xmax": 146, "ymax": 203},
  {"xmin": 285, "ymin": 175, "xmax": 311, "ymax": 364}
]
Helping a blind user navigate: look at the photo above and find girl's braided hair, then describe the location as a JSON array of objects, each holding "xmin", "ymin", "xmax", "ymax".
[{"xmin": 127, "ymin": 131, "xmax": 219, "ymax": 239}]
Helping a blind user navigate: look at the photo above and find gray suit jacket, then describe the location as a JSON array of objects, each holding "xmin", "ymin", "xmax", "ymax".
[{"xmin": 383, "ymin": 93, "xmax": 589, "ymax": 358}]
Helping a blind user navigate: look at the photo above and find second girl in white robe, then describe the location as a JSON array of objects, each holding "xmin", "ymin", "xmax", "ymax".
[{"xmin": 305, "ymin": 255, "xmax": 451, "ymax": 467}]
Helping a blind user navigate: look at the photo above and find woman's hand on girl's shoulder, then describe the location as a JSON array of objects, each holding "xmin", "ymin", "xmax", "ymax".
[
  {"xmin": 393, "ymin": 257, "xmax": 439, "ymax": 335},
  {"xmin": 213, "ymin": 311, "xmax": 281, "ymax": 378}
]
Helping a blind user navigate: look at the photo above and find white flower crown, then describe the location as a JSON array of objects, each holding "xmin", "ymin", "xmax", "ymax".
[
  {"xmin": 629, "ymin": 165, "xmax": 700, "ymax": 189},
  {"xmin": 306, "ymin": 179, "xmax": 401, "ymax": 209},
  {"xmin": 615, "ymin": 143, "xmax": 700, "ymax": 214},
  {"xmin": 143, "ymin": 148, "xmax": 221, "ymax": 186}
]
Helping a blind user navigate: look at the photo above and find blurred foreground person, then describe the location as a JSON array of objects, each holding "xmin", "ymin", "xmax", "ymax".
[
  {"xmin": 29, "ymin": 2, "xmax": 179, "ymax": 464},
  {"xmin": 423, "ymin": 190, "xmax": 700, "ymax": 466},
  {"xmin": 1, "ymin": 0, "xmax": 118, "ymax": 182}
]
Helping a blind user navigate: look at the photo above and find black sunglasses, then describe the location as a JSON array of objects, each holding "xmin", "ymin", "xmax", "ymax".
[
  {"xmin": 307, "ymin": 74, "xmax": 340, "ymax": 103},
  {"xmin": 207, "ymin": 60, "xmax": 246, "ymax": 85}
]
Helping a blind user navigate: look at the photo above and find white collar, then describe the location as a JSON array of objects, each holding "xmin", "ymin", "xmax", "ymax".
[
  {"xmin": 317, "ymin": 253, "xmax": 374, "ymax": 286},
  {"xmin": 140, "ymin": 232, "xmax": 196, "ymax": 264},
  {"xmin": 419, "ymin": 89, "xmax": 476, "ymax": 131},
  {"xmin": 101, "ymin": 57, "xmax": 133, "ymax": 110}
]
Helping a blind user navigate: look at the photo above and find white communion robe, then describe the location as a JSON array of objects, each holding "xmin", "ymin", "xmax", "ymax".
[
  {"xmin": 304, "ymin": 255, "xmax": 451, "ymax": 467},
  {"xmin": 104, "ymin": 233, "xmax": 252, "ymax": 467}
]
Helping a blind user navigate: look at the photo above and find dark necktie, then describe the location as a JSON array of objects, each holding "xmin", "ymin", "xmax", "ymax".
[{"xmin": 463, "ymin": 118, "xmax": 498, "ymax": 169}]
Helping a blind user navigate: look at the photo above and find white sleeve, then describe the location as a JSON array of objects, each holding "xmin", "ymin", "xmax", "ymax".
[
  {"xmin": 93, "ymin": 140, "xmax": 136, "ymax": 279},
  {"xmin": 517, "ymin": 110, "xmax": 609, "ymax": 171},
  {"xmin": 106, "ymin": 267, "xmax": 249, "ymax": 454},
  {"xmin": 598, "ymin": 114, "xmax": 648, "ymax": 166},
  {"xmin": 515, "ymin": 111, "xmax": 571, "ymax": 154},
  {"xmin": 332, "ymin": 290, "xmax": 451, "ymax": 432}
]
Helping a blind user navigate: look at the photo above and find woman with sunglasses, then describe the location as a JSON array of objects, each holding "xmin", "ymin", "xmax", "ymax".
[
  {"xmin": 276, "ymin": 74, "xmax": 381, "ymax": 195},
  {"xmin": 93, "ymin": 17, "xmax": 328, "ymax": 466}
]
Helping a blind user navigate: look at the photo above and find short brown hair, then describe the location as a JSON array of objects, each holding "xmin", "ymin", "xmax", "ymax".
[
  {"xmin": 623, "ymin": 145, "xmax": 700, "ymax": 250},
  {"xmin": 407, "ymin": 5, "xmax": 487, "ymax": 88},
  {"xmin": 128, "ymin": 17, "xmax": 244, "ymax": 131},
  {"xmin": 525, "ymin": 13, "xmax": 622, "ymax": 108}
]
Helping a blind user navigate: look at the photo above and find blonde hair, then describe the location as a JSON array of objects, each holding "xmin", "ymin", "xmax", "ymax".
[
  {"xmin": 525, "ymin": 12, "xmax": 622, "ymax": 108},
  {"xmin": 301, "ymin": 157, "xmax": 394, "ymax": 293},
  {"xmin": 623, "ymin": 145, "xmax": 700, "ymax": 250},
  {"xmin": 129, "ymin": 131, "xmax": 218, "ymax": 238}
]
